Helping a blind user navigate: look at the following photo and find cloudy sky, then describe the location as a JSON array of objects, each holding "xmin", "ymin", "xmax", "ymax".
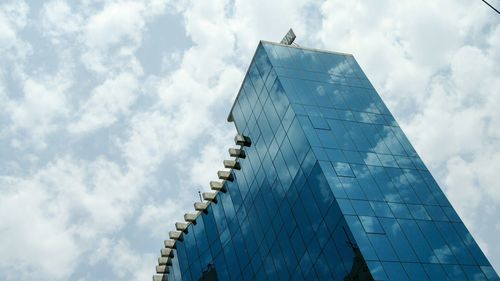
[{"xmin": 0, "ymin": 0, "xmax": 499, "ymax": 280}]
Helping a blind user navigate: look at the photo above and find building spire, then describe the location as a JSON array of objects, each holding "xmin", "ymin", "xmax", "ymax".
[{"xmin": 280, "ymin": 28, "xmax": 296, "ymax": 45}]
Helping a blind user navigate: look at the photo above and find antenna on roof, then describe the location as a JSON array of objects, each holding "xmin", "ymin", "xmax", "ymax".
[
  {"xmin": 280, "ymin": 28, "xmax": 297, "ymax": 46},
  {"xmin": 197, "ymin": 190, "xmax": 202, "ymax": 202}
]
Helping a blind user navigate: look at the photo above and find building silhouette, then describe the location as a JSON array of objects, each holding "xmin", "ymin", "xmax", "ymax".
[{"xmin": 153, "ymin": 37, "xmax": 499, "ymax": 281}]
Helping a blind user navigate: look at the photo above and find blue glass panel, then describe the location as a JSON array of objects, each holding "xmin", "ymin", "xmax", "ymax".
[
  {"xmin": 326, "ymin": 119, "xmax": 356, "ymax": 150},
  {"xmin": 352, "ymin": 164, "xmax": 385, "ymax": 201},
  {"xmin": 416, "ymin": 220, "xmax": 457, "ymax": 264},
  {"xmin": 343, "ymin": 150, "xmax": 365, "ymax": 164},
  {"xmin": 425, "ymin": 205, "xmax": 448, "ymax": 221},
  {"xmin": 370, "ymin": 201, "xmax": 395, "ymax": 218},
  {"xmin": 326, "ymin": 148, "xmax": 347, "ymax": 162},
  {"xmin": 422, "ymin": 263, "xmax": 449, "ymax": 281},
  {"xmin": 462, "ymin": 265, "xmax": 487, "ymax": 281},
  {"xmin": 368, "ymin": 166, "xmax": 403, "ymax": 203},
  {"xmin": 367, "ymin": 261, "xmax": 389, "ymax": 280},
  {"xmin": 297, "ymin": 115, "xmax": 321, "ymax": 147},
  {"xmin": 255, "ymin": 45, "xmax": 272, "ymax": 82},
  {"xmin": 338, "ymin": 176, "xmax": 366, "ymax": 200},
  {"xmin": 388, "ymin": 203, "xmax": 412, "ymax": 219},
  {"xmin": 443, "ymin": 264, "xmax": 469, "ymax": 281},
  {"xmin": 402, "ymin": 262, "xmax": 430, "ymax": 281},
  {"xmin": 307, "ymin": 163, "xmax": 335, "ymax": 215},
  {"xmin": 408, "ymin": 204, "xmax": 431, "ymax": 220},
  {"xmin": 453, "ymin": 222, "xmax": 490, "ymax": 265},
  {"xmin": 344, "ymin": 215, "xmax": 379, "ymax": 261},
  {"xmin": 382, "ymin": 262, "xmax": 409, "ymax": 281},
  {"xmin": 364, "ymin": 152, "xmax": 382, "ymax": 166},
  {"xmin": 312, "ymin": 147, "xmax": 329, "ymax": 161},
  {"xmin": 351, "ymin": 200, "xmax": 375, "ymax": 216},
  {"xmin": 368, "ymin": 233, "xmax": 398, "ymax": 261},
  {"xmin": 398, "ymin": 219, "xmax": 437, "ymax": 263},
  {"xmin": 337, "ymin": 198, "xmax": 356, "ymax": 215},
  {"xmin": 359, "ymin": 216, "xmax": 385, "ymax": 234},
  {"xmin": 319, "ymin": 161, "xmax": 348, "ymax": 198},
  {"xmin": 481, "ymin": 266, "xmax": 500, "ymax": 280},
  {"xmin": 324, "ymin": 202, "xmax": 343, "ymax": 233},
  {"xmin": 379, "ymin": 218, "xmax": 418, "ymax": 262},
  {"xmin": 333, "ymin": 162, "xmax": 355, "ymax": 177},
  {"xmin": 435, "ymin": 221, "xmax": 476, "ymax": 265},
  {"xmin": 314, "ymin": 252, "xmax": 334, "ymax": 280}
]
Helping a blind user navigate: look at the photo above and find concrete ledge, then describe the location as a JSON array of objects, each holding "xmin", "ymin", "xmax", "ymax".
[
  {"xmin": 158, "ymin": 257, "xmax": 172, "ymax": 266},
  {"xmin": 184, "ymin": 212, "xmax": 199, "ymax": 223},
  {"xmin": 217, "ymin": 170, "xmax": 233, "ymax": 181},
  {"xmin": 202, "ymin": 192, "xmax": 217, "ymax": 202},
  {"xmin": 234, "ymin": 134, "xmax": 251, "ymax": 147},
  {"xmin": 210, "ymin": 181, "xmax": 226, "ymax": 192},
  {"xmin": 168, "ymin": 231, "xmax": 183, "ymax": 241},
  {"xmin": 194, "ymin": 202, "xmax": 209, "ymax": 212},
  {"xmin": 152, "ymin": 274, "xmax": 166, "ymax": 281},
  {"xmin": 160, "ymin": 248, "xmax": 174, "ymax": 258},
  {"xmin": 156, "ymin": 265, "xmax": 169, "ymax": 274},
  {"xmin": 229, "ymin": 148, "xmax": 246, "ymax": 158},
  {"xmin": 223, "ymin": 160, "xmax": 241, "ymax": 170},
  {"xmin": 175, "ymin": 222, "xmax": 189, "ymax": 232},
  {"xmin": 164, "ymin": 239, "xmax": 176, "ymax": 249}
]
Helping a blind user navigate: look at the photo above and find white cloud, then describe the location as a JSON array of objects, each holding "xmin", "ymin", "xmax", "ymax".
[
  {"xmin": 41, "ymin": 1, "xmax": 81, "ymax": 40},
  {"xmin": 137, "ymin": 199, "xmax": 183, "ymax": 238},
  {"xmin": 0, "ymin": 1, "xmax": 31, "ymax": 60},
  {"xmin": 5, "ymin": 72, "xmax": 71, "ymax": 149},
  {"xmin": 84, "ymin": 2, "xmax": 146, "ymax": 50},
  {"xmin": 69, "ymin": 73, "xmax": 139, "ymax": 134},
  {"xmin": 2, "ymin": 0, "xmax": 500, "ymax": 280}
]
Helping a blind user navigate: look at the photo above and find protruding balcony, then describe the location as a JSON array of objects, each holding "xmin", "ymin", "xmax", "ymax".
[
  {"xmin": 223, "ymin": 160, "xmax": 241, "ymax": 170},
  {"xmin": 234, "ymin": 134, "xmax": 251, "ymax": 147},
  {"xmin": 217, "ymin": 170, "xmax": 233, "ymax": 181}
]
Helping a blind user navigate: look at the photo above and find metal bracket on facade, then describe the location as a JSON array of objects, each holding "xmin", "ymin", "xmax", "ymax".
[
  {"xmin": 210, "ymin": 181, "xmax": 226, "ymax": 192},
  {"xmin": 234, "ymin": 134, "xmax": 251, "ymax": 147},
  {"xmin": 223, "ymin": 160, "xmax": 241, "ymax": 170},
  {"xmin": 217, "ymin": 170, "xmax": 233, "ymax": 181},
  {"xmin": 229, "ymin": 148, "xmax": 246, "ymax": 158}
]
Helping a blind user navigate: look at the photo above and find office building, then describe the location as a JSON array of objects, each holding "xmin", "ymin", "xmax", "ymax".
[{"xmin": 153, "ymin": 37, "xmax": 499, "ymax": 281}]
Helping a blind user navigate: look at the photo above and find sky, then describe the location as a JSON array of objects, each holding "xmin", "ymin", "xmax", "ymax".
[{"xmin": 0, "ymin": 0, "xmax": 499, "ymax": 280}]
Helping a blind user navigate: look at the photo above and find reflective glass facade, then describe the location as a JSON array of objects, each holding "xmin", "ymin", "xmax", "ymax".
[{"xmin": 158, "ymin": 41, "xmax": 499, "ymax": 281}]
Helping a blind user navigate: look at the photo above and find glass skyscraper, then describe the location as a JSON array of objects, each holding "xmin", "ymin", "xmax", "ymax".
[{"xmin": 153, "ymin": 41, "xmax": 499, "ymax": 281}]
